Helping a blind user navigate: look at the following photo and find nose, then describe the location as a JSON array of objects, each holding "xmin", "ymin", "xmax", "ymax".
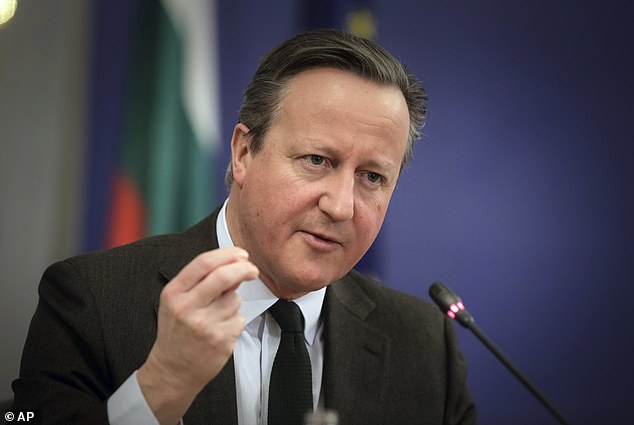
[{"xmin": 318, "ymin": 171, "xmax": 355, "ymax": 222}]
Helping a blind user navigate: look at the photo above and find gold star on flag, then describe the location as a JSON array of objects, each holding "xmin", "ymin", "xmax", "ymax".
[{"xmin": 346, "ymin": 8, "xmax": 377, "ymax": 40}]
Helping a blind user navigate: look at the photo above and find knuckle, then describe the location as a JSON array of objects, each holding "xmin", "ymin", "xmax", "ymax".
[
  {"xmin": 170, "ymin": 296, "xmax": 194, "ymax": 322},
  {"xmin": 213, "ymin": 266, "xmax": 235, "ymax": 288},
  {"xmin": 160, "ymin": 283, "xmax": 176, "ymax": 300},
  {"xmin": 196, "ymin": 252, "xmax": 217, "ymax": 269},
  {"xmin": 159, "ymin": 288, "xmax": 176, "ymax": 312},
  {"xmin": 190, "ymin": 314, "xmax": 209, "ymax": 336},
  {"xmin": 206, "ymin": 328, "xmax": 226, "ymax": 348}
]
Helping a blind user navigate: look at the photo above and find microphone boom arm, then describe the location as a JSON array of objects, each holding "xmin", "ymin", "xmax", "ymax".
[{"xmin": 429, "ymin": 282, "xmax": 572, "ymax": 425}]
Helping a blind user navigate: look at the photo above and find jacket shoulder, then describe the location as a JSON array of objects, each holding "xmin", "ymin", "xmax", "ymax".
[
  {"xmin": 48, "ymin": 210, "xmax": 219, "ymax": 291},
  {"xmin": 330, "ymin": 269, "xmax": 447, "ymax": 333}
]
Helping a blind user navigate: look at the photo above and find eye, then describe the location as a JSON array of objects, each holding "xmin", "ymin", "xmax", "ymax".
[
  {"xmin": 308, "ymin": 155, "xmax": 325, "ymax": 165},
  {"xmin": 366, "ymin": 172, "xmax": 382, "ymax": 184}
]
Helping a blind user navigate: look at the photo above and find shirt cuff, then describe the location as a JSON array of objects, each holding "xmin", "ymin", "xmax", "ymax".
[{"xmin": 107, "ymin": 371, "xmax": 160, "ymax": 425}]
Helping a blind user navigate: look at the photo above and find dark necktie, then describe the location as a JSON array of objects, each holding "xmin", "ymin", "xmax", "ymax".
[{"xmin": 268, "ymin": 299, "xmax": 313, "ymax": 425}]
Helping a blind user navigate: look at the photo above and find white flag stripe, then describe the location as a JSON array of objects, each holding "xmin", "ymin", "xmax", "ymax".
[{"xmin": 160, "ymin": 0, "xmax": 220, "ymax": 151}]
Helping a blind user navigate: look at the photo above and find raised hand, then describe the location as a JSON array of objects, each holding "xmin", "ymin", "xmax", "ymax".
[{"xmin": 137, "ymin": 247, "xmax": 258, "ymax": 425}]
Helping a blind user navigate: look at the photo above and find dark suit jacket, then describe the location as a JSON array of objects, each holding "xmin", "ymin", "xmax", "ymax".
[{"xmin": 12, "ymin": 208, "xmax": 476, "ymax": 424}]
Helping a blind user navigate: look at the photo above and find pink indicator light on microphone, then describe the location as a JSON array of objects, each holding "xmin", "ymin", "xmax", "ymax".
[{"xmin": 447, "ymin": 302, "xmax": 468, "ymax": 320}]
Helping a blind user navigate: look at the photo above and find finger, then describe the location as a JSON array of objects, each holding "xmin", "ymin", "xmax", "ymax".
[
  {"xmin": 220, "ymin": 312, "xmax": 247, "ymax": 341},
  {"xmin": 209, "ymin": 311, "xmax": 247, "ymax": 345},
  {"xmin": 187, "ymin": 299, "xmax": 246, "ymax": 346},
  {"xmin": 189, "ymin": 259, "xmax": 258, "ymax": 307},
  {"xmin": 201, "ymin": 289, "xmax": 243, "ymax": 323},
  {"xmin": 172, "ymin": 248, "xmax": 249, "ymax": 292}
]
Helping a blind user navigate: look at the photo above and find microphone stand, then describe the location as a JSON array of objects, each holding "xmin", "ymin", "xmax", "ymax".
[
  {"xmin": 460, "ymin": 312, "xmax": 572, "ymax": 425},
  {"xmin": 430, "ymin": 282, "xmax": 572, "ymax": 425}
]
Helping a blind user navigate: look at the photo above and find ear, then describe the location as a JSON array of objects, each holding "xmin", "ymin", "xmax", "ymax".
[{"xmin": 230, "ymin": 123, "xmax": 252, "ymax": 187}]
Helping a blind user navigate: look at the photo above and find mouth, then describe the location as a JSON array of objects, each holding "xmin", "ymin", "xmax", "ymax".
[{"xmin": 299, "ymin": 230, "xmax": 343, "ymax": 251}]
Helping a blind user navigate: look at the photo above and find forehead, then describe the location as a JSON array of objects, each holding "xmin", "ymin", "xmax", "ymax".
[
  {"xmin": 283, "ymin": 67, "xmax": 400, "ymax": 101},
  {"xmin": 271, "ymin": 68, "xmax": 410, "ymax": 170},
  {"xmin": 279, "ymin": 68, "xmax": 409, "ymax": 130}
]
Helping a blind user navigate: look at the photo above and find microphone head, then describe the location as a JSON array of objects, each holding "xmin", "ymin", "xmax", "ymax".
[{"xmin": 429, "ymin": 282, "xmax": 474, "ymax": 327}]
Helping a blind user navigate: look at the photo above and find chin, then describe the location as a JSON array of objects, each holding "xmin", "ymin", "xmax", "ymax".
[
  {"xmin": 291, "ymin": 267, "xmax": 345, "ymax": 291},
  {"xmin": 266, "ymin": 255, "xmax": 352, "ymax": 296}
]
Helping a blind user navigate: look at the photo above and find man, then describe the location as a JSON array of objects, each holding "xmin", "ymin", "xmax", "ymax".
[{"xmin": 12, "ymin": 29, "xmax": 476, "ymax": 424}]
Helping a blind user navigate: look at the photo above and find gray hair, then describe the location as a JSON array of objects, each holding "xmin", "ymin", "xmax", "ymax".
[{"xmin": 225, "ymin": 28, "xmax": 427, "ymax": 188}]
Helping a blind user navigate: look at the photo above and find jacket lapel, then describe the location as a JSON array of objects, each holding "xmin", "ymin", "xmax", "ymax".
[
  {"xmin": 158, "ymin": 207, "xmax": 221, "ymax": 282},
  {"xmin": 323, "ymin": 275, "xmax": 391, "ymax": 425}
]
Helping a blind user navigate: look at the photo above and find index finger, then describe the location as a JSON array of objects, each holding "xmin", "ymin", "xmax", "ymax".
[{"xmin": 172, "ymin": 247, "xmax": 250, "ymax": 292}]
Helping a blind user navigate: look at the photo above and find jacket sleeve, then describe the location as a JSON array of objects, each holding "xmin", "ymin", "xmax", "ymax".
[{"xmin": 11, "ymin": 260, "xmax": 112, "ymax": 425}]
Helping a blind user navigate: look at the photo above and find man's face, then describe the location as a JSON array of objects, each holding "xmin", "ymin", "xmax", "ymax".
[{"xmin": 227, "ymin": 67, "xmax": 410, "ymax": 299}]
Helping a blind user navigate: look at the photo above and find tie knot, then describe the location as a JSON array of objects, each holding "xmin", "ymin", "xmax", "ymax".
[{"xmin": 269, "ymin": 299, "xmax": 305, "ymax": 333}]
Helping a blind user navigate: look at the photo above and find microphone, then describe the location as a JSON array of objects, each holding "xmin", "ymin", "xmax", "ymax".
[{"xmin": 429, "ymin": 282, "xmax": 572, "ymax": 425}]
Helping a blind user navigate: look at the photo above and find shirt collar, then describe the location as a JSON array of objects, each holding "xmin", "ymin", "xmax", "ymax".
[{"xmin": 216, "ymin": 199, "xmax": 326, "ymax": 345}]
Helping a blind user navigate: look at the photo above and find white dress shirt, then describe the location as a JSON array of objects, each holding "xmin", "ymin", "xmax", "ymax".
[{"xmin": 107, "ymin": 200, "xmax": 325, "ymax": 425}]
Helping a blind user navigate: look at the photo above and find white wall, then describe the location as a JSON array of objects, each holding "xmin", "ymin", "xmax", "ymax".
[{"xmin": 0, "ymin": 0, "xmax": 90, "ymax": 401}]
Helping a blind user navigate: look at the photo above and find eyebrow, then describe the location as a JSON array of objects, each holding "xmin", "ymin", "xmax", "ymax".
[{"xmin": 311, "ymin": 144, "xmax": 399, "ymax": 175}]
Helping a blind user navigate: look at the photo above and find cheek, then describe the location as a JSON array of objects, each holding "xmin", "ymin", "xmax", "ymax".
[
  {"xmin": 247, "ymin": 160, "xmax": 308, "ymax": 199},
  {"xmin": 359, "ymin": 190, "xmax": 391, "ymax": 220},
  {"xmin": 354, "ymin": 204, "xmax": 388, "ymax": 243},
  {"xmin": 247, "ymin": 181, "xmax": 311, "ymax": 231}
]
